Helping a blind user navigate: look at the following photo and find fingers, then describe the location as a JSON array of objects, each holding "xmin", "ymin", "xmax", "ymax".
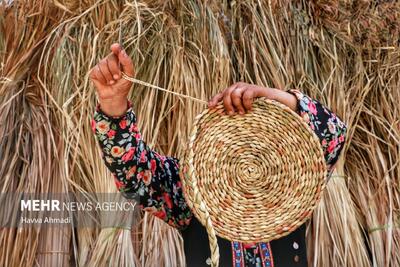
[
  {"xmin": 231, "ymin": 87, "xmax": 246, "ymax": 114},
  {"xmin": 90, "ymin": 65, "xmax": 106, "ymax": 85},
  {"xmin": 223, "ymin": 84, "xmax": 239, "ymax": 115},
  {"xmin": 208, "ymin": 82, "xmax": 261, "ymax": 115},
  {"xmin": 118, "ymin": 50, "xmax": 135, "ymax": 77},
  {"xmin": 208, "ymin": 83, "xmax": 250, "ymax": 115},
  {"xmin": 89, "ymin": 43, "xmax": 131, "ymax": 87},
  {"xmin": 89, "ymin": 44, "xmax": 134, "ymax": 102},
  {"xmin": 98, "ymin": 58, "xmax": 114, "ymax": 85},
  {"xmin": 110, "ymin": 43, "xmax": 121, "ymax": 55},
  {"xmin": 242, "ymin": 89, "xmax": 255, "ymax": 111},
  {"xmin": 208, "ymin": 92, "xmax": 223, "ymax": 108},
  {"xmin": 107, "ymin": 53, "xmax": 121, "ymax": 80},
  {"xmin": 111, "ymin": 43, "xmax": 135, "ymax": 77}
]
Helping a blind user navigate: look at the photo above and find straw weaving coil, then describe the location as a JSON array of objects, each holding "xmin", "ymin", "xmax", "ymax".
[{"xmin": 180, "ymin": 98, "xmax": 327, "ymax": 267}]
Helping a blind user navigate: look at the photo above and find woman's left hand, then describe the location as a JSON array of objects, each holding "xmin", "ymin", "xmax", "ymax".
[{"xmin": 208, "ymin": 82, "xmax": 298, "ymax": 115}]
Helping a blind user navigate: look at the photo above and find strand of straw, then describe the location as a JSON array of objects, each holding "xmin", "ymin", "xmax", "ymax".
[
  {"xmin": 121, "ymin": 72, "xmax": 208, "ymax": 104},
  {"xmin": 368, "ymin": 223, "xmax": 400, "ymax": 233}
]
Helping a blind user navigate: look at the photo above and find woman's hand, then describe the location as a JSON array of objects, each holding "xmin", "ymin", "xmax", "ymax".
[
  {"xmin": 90, "ymin": 43, "xmax": 134, "ymax": 117},
  {"xmin": 208, "ymin": 82, "xmax": 298, "ymax": 115}
]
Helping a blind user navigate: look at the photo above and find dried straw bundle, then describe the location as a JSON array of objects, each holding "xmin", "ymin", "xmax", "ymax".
[
  {"xmin": 0, "ymin": 2, "xmax": 72, "ymax": 266},
  {"xmin": 0, "ymin": 0, "xmax": 399, "ymax": 266},
  {"xmin": 227, "ymin": 1, "xmax": 400, "ymax": 266}
]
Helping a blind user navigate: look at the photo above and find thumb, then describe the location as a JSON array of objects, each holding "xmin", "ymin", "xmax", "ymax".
[{"xmin": 111, "ymin": 43, "xmax": 135, "ymax": 77}]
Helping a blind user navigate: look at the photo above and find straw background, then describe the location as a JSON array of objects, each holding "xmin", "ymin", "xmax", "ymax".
[{"xmin": 0, "ymin": 1, "xmax": 399, "ymax": 266}]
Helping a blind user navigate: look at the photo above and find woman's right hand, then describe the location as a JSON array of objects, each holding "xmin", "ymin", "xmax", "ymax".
[{"xmin": 90, "ymin": 43, "xmax": 135, "ymax": 117}]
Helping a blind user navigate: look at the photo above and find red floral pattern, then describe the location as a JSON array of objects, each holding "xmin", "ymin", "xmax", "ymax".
[
  {"xmin": 92, "ymin": 101, "xmax": 192, "ymax": 228},
  {"xmin": 288, "ymin": 89, "xmax": 347, "ymax": 178}
]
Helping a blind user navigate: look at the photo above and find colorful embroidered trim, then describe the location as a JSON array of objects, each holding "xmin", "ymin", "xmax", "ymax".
[
  {"xmin": 231, "ymin": 241, "xmax": 245, "ymax": 267},
  {"xmin": 259, "ymin": 242, "xmax": 274, "ymax": 267},
  {"xmin": 231, "ymin": 241, "xmax": 274, "ymax": 267}
]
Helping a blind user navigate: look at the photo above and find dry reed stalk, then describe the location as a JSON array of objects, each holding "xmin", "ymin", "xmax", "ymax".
[
  {"xmin": 307, "ymin": 165, "xmax": 370, "ymax": 267},
  {"xmin": 1, "ymin": 0, "xmax": 399, "ymax": 266},
  {"xmin": 36, "ymin": 0, "xmax": 228, "ymax": 265},
  {"xmin": 227, "ymin": 1, "xmax": 399, "ymax": 266},
  {"xmin": 293, "ymin": 2, "xmax": 400, "ymax": 266},
  {"xmin": 124, "ymin": 1, "xmax": 231, "ymax": 265},
  {"xmin": 0, "ymin": 1, "xmax": 71, "ymax": 266},
  {"xmin": 343, "ymin": 47, "xmax": 400, "ymax": 266},
  {"xmin": 37, "ymin": 2, "xmax": 148, "ymax": 266}
]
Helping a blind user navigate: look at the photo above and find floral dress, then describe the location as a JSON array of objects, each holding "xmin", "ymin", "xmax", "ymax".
[{"xmin": 91, "ymin": 89, "xmax": 347, "ymax": 267}]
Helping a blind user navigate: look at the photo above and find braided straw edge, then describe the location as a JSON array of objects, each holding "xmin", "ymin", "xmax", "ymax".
[{"xmin": 180, "ymin": 108, "xmax": 221, "ymax": 267}]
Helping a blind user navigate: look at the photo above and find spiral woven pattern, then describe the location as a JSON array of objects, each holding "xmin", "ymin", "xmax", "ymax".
[{"xmin": 181, "ymin": 98, "xmax": 327, "ymax": 248}]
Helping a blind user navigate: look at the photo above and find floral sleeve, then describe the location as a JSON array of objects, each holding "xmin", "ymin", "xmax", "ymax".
[
  {"xmin": 288, "ymin": 89, "xmax": 347, "ymax": 178},
  {"xmin": 91, "ymin": 101, "xmax": 192, "ymax": 229}
]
